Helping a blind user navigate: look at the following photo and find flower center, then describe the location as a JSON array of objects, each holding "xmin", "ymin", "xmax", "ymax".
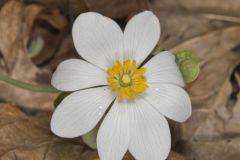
[
  {"xmin": 119, "ymin": 74, "xmax": 132, "ymax": 87},
  {"xmin": 106, "ymin": 60, "xmax": 148, "ymax": 99}
]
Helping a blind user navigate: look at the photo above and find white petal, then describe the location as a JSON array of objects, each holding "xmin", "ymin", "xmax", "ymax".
[
  {"xmin": 144, "ymin": 51, "xmax": 184, "ymax": 86},
  {"xmin": 72, "ymin": 12, "xmax": 123, "ymax": 70},
  {"xmin": 144, "ymin": 84, "xmax": 192, "ymax": 122},
  {"xmin": 51, "ymin": 59, "xmax": 107, "ymax": 91},
  {"xmin": 128, "ymin": 98, "xmax": 171, "ymax": 160},
  {"xmin": 51, "ymin": 87, "xmax": 115, "ymax": 138},
  {"xmin": 123, "ymin": 11, "xmax": 160, "ymax": 66},
  {"xmin": 97, "ymin": 100, "xmax": 130, "ymax": 160}
]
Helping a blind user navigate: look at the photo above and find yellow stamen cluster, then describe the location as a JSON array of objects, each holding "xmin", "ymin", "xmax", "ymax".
[{"xmin": 107, "ymin": 60, "xmax": 148, "ymax": 99}]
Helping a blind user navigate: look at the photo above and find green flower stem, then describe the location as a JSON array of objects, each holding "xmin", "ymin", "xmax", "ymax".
[{"xmin": 0, "ymin": 76, "xmax": 60, "ymax": 93}]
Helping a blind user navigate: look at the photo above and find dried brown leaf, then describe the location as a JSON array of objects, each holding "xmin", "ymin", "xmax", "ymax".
[
  {"xmin": 0, "ymin": 103, "xmax": 84, "ymax": 159},
  {"xmin": 147, "ymin": 3, "xmax": 240, "ymax": 159},
  {"xmin": 0, "ymin": 0, "xmax": 24, "ymax": 70},
  {"xmin": 84, "ymin": 0, "xmax": 148, "ymax": 18},
  {"xmin": 171, "ymin": 27, "xmax": 240, "ymax": 107},
  {"xmin": 23, "ymin": 4, "xmax": 44, "ymax": 45},
  {"xmin": 151, "ymin": 0, "xmax": 240, "ymax": 17},
  {"xmin": 27, "ymin": 6, "xmax": 69, "ymax": 65},
  {"xmin": 180, "ymin": 138, "xmax": 240, "ymax": 160},
  {"xmin": 168, "ymin": 151, "xmax": 188, "ymax": 160},
  {"xmin": 0, "ymin": 103, "xmax": 188, "ymax": 160},
  {"xmin": 151, "ymin": 10, "xmax": 240, "ymax": 49},
  {"xmin": 0, "ymin": 0, "xmax": 57, "ymax": 110},
  {"xmin": 169, "ymin": 27, "xmax": 240, "ymax": 159}
]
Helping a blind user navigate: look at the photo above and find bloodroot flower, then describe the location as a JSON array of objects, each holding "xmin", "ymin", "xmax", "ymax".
[{"xmin": 51, "ymin": 11, "xmax": 192, "ymax": 160}]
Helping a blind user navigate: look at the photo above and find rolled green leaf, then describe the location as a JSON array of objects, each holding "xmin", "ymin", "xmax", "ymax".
[
  {"xmin": 28, "ymin": 36, "xmax": 44, "ymax": 58},
  {"xmin": 82, "ymin": 122, "xmax": 101, "ymax": 149},
  {"xmin": 175, "ymin": 50, "xmax": 202, "ymax": 83},
  {"xmin": 175, "ymin": 50, "xmax": 193, "ymax": 63},
  {"xmin": 180, "ymin": 59, "xmax": 201, "ymax": 83}
]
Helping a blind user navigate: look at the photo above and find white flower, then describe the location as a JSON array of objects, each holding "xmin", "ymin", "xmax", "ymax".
[{"xmin": 51, "ymin": 11, "xmax": 192, "ymax": 160}]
